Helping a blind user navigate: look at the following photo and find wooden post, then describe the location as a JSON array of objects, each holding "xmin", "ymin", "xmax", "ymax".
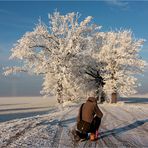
[{"xmin": 111, "ymin": 92, "xmax": 117, "ymax": 103}]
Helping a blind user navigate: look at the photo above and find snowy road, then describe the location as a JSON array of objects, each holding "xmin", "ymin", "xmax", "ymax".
[{"xmin": 0, "ymin": 102, "xmax": 148, "ymax": 148}]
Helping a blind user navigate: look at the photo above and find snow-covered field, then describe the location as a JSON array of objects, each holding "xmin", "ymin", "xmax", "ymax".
[
  {"xmin": 0, "ymin": 96, "xmax": 57, "ymax": 122},
  {"xmin": 0, "ymin": 96, "xmax": 148, "ymax": 147}
]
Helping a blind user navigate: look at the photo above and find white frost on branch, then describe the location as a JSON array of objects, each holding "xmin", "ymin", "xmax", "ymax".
[{"xmin": 4, "ymin": 66, "xmax": 28, "ymax": 76}]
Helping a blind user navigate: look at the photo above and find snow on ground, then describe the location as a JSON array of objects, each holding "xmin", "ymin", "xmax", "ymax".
[
  {"xmin": 0, "ymin": 97, "xmax": 148, "ymax": 148},
  {"xmin": 0, "ymin": 96, "xmax": 57, "ymax": 122}
]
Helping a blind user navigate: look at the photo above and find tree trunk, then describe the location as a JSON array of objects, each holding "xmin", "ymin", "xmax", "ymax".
[
  {"xmin": 111, "ymin": 92, "xmax": 117, "ymax": 103},
  {"xmin": 57, "ymin": 80, "xmax": 63, "ymax": 104}
]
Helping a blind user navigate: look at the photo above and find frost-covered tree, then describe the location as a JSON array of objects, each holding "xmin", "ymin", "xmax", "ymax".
[
  {"xmin": 98, "ymin": 30, "xmax": 147, "ymax": 103},
  {"xmin": 4, "ymin": 11, "xmax": 101, "ymax": 103}
]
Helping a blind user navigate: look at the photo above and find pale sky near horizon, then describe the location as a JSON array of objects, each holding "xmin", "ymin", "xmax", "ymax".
[{"xmin": 0, "ymin": 1, "xmax": 148, "ymax": 97}]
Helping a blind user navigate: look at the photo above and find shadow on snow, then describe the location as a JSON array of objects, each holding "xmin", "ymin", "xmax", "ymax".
[
  {"xmin": 119, "ymin": 97, "xmax": 148, "ymax": 104},
  {"xmin": 0, "ymin": 108, "xmax": 55, "ymax": 123},
  {"xmin": 99, "ymin": 119, "xmax": 148, "ymax": 139}
]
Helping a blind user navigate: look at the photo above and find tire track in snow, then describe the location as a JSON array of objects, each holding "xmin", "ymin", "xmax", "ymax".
[
  {"xmin": 119, "ymin": 106, "xmax": 148, "ymax": 133},
  {"xmin": 106, "ymin": 105, "xmax": 148, "ymax": 144},
  {"xmin": 100, "ymin": 107, "xmax": 127, "ymax": 147},
  {"xmin": 101, "ymin": 107, "xmax": 143, "ymax": 148},
  {"xmin": 120, "ymin": 108, "xmax": 148, "ymax": 147},
  {"xmin": 51, "ymin": 107, "xmax": 76, "ymax": 148}
]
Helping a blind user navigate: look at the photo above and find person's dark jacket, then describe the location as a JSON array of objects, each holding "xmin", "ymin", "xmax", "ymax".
[{"xmin": 77, "ymin": 97, "xmax": 103, "ymax": 123}]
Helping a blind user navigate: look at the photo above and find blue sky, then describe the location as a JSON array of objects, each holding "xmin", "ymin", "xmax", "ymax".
[{"xmin": 0, "ymin": 1, "xmax": 148, "ymax": 96}]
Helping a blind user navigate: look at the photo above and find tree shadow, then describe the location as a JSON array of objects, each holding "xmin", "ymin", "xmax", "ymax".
[
  {"xmin": 0, "ymin": 103, "xmax": 29, "ymax": 106},
  {"xmin": 0, "ymin": 108, "xmax": 55, "ymax": 123},
  {"xmin": 0, "ymin": 107, "xmax": 50, "ymax": 112},
  {"xmin": 61, "ymin": 117, "xmax": 76, "ymax": 125},
  {"xmin": 99, "ymin": 119, "xmax": 148, "ymax": 139},
  {"xmin": 41, "ymin": 117, "xmax": 77, "ymax": 126},
  {"xmin": 119, "ymin": 97, "xmax": 148, "ymax": 104}
]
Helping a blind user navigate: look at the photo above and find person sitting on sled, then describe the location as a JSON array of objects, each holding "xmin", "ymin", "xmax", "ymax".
[{"xmin": 75, "ymin": 92, "xmax": 103, "ymax": 141}]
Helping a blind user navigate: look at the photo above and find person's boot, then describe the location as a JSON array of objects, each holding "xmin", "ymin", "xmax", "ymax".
[
  {"xmin": 71, "ymin": 129, "xmax": 80, "ymax": 142},
  {"xmin": 90, "ymin": 133, "xmax": 95, "ymax": 141}
]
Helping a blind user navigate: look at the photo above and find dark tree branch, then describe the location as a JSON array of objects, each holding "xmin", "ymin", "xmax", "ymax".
[
  {"xmin": 29, "ymin": 45, "xmax": 51, "ymax": 52},
  {"xmin": 85, "ymin": 68, "xmax": 105, "ymax": 87}
]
